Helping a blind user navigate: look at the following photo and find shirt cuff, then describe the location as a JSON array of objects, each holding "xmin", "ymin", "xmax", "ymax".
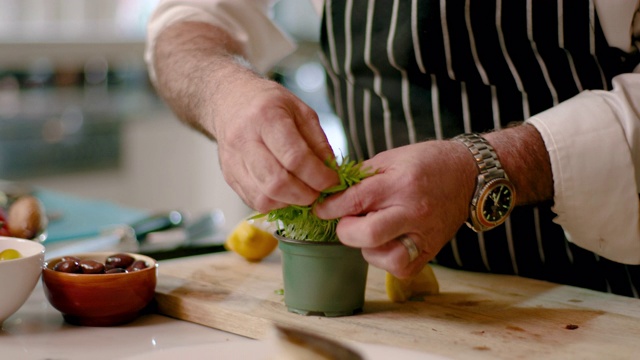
[
  {"xmin": 145, "ymin": 0, "xmax": 297, "ymax": 83},
  {"xmin": 527, "ymin": 90, "xmax": 640, "ymax": 264}
]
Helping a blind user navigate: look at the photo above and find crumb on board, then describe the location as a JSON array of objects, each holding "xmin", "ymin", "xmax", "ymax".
[{"xmin": 473, "ymin": 346, "xmax": 491, "ymax": 351}]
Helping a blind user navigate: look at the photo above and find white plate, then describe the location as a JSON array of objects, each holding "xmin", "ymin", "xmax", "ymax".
[{"xmin": 123, "ymin": 339, "xmax": 449, "ymax": 360}]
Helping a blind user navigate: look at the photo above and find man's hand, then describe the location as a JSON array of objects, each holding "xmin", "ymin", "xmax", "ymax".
[
  {"xmin": 214, "ymin": 76, "xmax": 340, "ymax": 212},
  {"xmin": 314, "ymin": 125, "xmax": 553, "ymax": 278},
  {"xmin": 153, "ymin": 21, "xmax": 339, "ymax": 212},
  {"xmin": 314, "ymin": 140, "xmax": 477, "ymax": 278}
]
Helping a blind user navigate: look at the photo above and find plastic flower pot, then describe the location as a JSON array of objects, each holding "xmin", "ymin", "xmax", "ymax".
[{"xmin": 276, "ymin": 232, "xmax": 369, "ymax": 317}]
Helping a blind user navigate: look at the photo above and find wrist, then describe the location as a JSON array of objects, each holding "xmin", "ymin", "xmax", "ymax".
[
  {"xmin": 446, "ymin": 140, "xmax": 483, "ymax": 227},
  {"xmin": 453, "ymin": 133, "xmax": 517, "ymax": 231},
  {"xmin": 483, "ymin": 124, "xmax": 553, "ymax": 205}
]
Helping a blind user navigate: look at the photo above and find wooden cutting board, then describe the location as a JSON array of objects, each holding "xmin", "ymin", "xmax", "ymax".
[{"xmin": 154, "ymin": 251, "xmax": 640, "ymax": 359}]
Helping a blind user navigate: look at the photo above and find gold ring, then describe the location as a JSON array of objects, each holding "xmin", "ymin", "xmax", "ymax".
[{"xmin": 397, "ymin": 235, "xmax": 419, "ymax": 262}]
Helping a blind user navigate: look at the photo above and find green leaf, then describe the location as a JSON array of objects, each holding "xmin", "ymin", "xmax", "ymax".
[{"xmin": 261, "ymin": 157, "xmax": 376, "ymax": 242}]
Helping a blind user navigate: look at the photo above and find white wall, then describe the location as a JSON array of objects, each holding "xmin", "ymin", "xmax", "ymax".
[
  {"xmin": 0, "ymin": 0, "xmax": 253, "ymax": 228},
  {"xmin": 0, "ymin": 0, "xmax": 332, "ymax": 231},
  {"xmin": 21, "ymin": 111, "xmax": 253, "ymax": 230}
]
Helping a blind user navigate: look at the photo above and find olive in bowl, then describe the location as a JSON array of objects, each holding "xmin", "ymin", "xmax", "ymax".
[
  {"xmin": 0, "ymin": 237, "xmax": 45, "ymax": 325},
  {"xmin": 42, "ymin": 252, "xmax": 157, "ymax": 326}
]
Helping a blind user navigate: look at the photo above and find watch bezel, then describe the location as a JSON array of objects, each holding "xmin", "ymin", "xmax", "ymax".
[{"xmin": 471, "ymin": 177, "xmax": 516, "ymax": 231}]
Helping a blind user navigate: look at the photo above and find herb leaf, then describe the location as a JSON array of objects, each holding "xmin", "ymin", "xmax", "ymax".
[{"xmin": 253, "ymin": 158, "xmax": 375, "ymax": 242}]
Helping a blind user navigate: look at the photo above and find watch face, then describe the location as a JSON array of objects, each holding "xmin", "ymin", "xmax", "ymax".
[{"xmin": 477, "ymin": 179, "xmax": 515, "ymax": 228}]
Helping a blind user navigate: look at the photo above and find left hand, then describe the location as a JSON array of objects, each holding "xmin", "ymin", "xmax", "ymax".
[{"xmin": 314, "ymin": 140, "xmax": 476, "ymax": 278}]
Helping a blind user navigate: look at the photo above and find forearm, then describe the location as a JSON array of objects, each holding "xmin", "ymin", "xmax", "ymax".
[
  {"xmin": 484, "ymin": 124, "xmax": 554, "ymax": 206},
  {"xmin": 523, "ymin": 77, "xmax": 640, "ymax": 263},
  {"xmin": 152, "ymin": 21, "xmax": 256, "ymax": 140}
]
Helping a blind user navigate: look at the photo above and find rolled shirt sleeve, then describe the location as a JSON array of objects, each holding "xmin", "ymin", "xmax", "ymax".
[
  {"xmin": 527, "ymin": 74, "xmax": 640, "ymax": 264},
  {"xmin": 144, "ymin": 0, "xmax": 297, "ymax": 82}
]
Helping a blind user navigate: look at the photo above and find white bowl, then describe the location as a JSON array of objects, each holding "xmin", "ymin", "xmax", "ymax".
[{"xmin": 0, "ymin": 237, "xmax": 45, "ymax": 324}]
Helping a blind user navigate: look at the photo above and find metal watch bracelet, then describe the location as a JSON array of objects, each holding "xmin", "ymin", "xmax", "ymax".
[
  {"xmin": 453, "ymin": 133, "xmax": 507, "ymax": 183},
  {"xmin": 454, "ymin": 133, "xmax": 515, "ymax": 232}
]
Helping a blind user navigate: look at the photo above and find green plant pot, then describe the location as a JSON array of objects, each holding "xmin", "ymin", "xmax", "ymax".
[{"xmin": 276, "ymin": 233, "xmax": 369, "ymax": 317}]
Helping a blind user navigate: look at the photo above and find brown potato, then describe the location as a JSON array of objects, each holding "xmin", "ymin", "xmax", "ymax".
[{"xmin": 7, "ymin": 195, "xmax": 47, "ymax": 239}]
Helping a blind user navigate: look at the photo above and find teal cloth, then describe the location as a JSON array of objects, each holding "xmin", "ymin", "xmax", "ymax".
[{"xmin": 36, "ymin": 190, "xmax": 149, "ymax": 243}]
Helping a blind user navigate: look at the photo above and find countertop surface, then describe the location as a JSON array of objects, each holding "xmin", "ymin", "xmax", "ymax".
[
  {"xmin": 0, "ymin": 275, "xmax": 248, "ymax": 360},
  {"xmin": 154, "ymin": 252, "xmax": 640, "ymax": 360},
  {"xmin": 3, "ymin": 250, "xmax": 640, "ymax": 360},
  {"xmin": 0, "ymin": 256, "xmax": 442, "ymax": 360}
]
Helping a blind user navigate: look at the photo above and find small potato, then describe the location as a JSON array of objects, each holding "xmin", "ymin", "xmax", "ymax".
[{"xmin": 7, "ymin": 195, "xmax": 47, "ymax": 240}]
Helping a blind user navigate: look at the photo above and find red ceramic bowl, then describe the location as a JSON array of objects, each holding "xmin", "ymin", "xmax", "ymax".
[{"xmin": 42, "ymin": 252, "xmax": 157, "ymax": 326}]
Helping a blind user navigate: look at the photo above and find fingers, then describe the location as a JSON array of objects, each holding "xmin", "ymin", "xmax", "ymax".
[
  {"xmin": 361, "ymin": 241, "xmax": 431, "ymax": 279},
  {"xmin": 294, "ymin": 107, "xmax": 337, "ymax": 166},
  {"xmin": 216, "ymin": 89, "xmax": 339, "ymax": 212},
  {"xmin": 260, "ymin": 109, "xmax": 339, "ymax": 193},
  {"xmin": 219, "ymin": 150, "xmax": 287, "ymax": 212},
  {"xmin": 220, "ymin": 138, "xmax": 324, "ymax": 211},
  {"xmin": 244, "ymin": 141, "xmax": 324, "ymax": 208},
  {"xmin": 339, "ymin": 213, "xmax": 436, "ymax": 278},
  {"xmin": 286, "ymin": 141, "xmax": 470, "ymax": 279},
  {"xmin": 314, "ymin": 166, "xmax": 385, "ymax": 219},
  {"xmin": 336, "ymin": 208, "xmax": 406, "ymax": 248},
  {"xmin": 333, "ymin": 198, "xmax": 444, "ymax": 278}
]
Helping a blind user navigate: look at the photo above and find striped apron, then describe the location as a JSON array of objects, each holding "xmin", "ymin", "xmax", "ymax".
[{"xmin": 319, "ymin": 0, "xmax": 640, "ymax": 297}]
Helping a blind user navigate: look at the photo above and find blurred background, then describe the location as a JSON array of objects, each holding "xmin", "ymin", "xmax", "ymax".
[{"xmin": 0, "ymin": 0, "xmax": 346, "ymax": 230}]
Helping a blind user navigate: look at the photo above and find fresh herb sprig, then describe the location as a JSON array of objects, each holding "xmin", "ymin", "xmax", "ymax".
[{"xmin": 254, "ymin": 158, "xmax": 375, "ymax": 242}]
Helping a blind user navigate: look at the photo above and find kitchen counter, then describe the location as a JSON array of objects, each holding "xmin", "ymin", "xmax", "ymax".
[
  {"xmin": 154, "ymin": 252, "xmax": 640, "ymax": 360},
  {"xmin": 0, "ymin": 278, "xmax": 437, "ymax": 360},
  {"xmin": 3, "ymin": 250, "xmax": 640, "ymax": 360},
  {"xmin": 0, "ymin": 272, "xmax": 248, "ymax": 360}
]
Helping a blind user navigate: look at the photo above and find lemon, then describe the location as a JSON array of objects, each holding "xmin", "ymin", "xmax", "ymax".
[
  {"xmin": 0, "ymin": 248, "xmax": 22, "ymax": 261},
  {"xmin": 225, "ymin": 218, "xmax": 278, "ymax": 262},
  {"xmin": 385, "ymin": 264, "xmax": 439, "ymax": 303}
]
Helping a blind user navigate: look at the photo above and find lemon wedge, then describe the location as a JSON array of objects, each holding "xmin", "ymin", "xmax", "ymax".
[
  {"xmin": 225, "ymin": 218, "xmax": 278, "ymax": 262},
  {"xmin": 0, "ymin": 248, "xmax": 22, "ymax": 261},
  {"xmin": 385, "ymin": 264, "xmax": 439, "ymax": 303}
]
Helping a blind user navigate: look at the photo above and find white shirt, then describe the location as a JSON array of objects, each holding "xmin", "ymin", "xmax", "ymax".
[{"xmin": 145, "ymin": 0, "xmax": 640, "ymax": 264}]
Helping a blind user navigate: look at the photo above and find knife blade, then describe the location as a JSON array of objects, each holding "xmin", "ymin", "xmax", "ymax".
[
  {"xmin": 268, "ymin": 324, "xmax": 364, "ymax": 360},
  {"xmin": 138, "ymin": 209, "xmax": 227, "ymax": 256}
]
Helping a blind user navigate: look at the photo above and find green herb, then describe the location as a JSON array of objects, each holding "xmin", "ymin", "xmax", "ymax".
[{"xmin": 252, "ymin": 158, "xmax": 375, "ymax": 242}]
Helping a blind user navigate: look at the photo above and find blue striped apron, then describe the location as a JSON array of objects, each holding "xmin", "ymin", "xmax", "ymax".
[{"xmin": 319, "ymin": 0, "xmax": 640, "ymax": 297}]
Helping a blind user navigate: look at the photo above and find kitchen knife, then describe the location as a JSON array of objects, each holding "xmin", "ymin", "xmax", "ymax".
[
  {"xmin": 138, "ymin": 209, "xmax": 227, "ymax": 257},
  {"xmin": 268, "ymin": 324, "xmax": 364, "ymax": 360},
  {"xmin": 43, "ymin": 210, "xmax": 184, "ymax": 259}
]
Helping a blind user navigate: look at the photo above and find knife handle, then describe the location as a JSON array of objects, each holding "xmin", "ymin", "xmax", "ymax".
[{"xmin": 130, "ymin": 211, "xmax": 184, "ymax": 242}]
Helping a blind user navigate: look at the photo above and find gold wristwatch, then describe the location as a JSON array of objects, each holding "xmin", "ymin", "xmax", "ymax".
[{"xmin": 454, "ymin": 133, "xmax": 516, "ymax": 232}]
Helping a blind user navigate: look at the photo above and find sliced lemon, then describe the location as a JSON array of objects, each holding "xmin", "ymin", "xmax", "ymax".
[
  {"xmin": 0, "ymin": 248, "xmax": 22, "ymax": 261},
  {"xmin": 225, "ymin": 218, "xmax": 278, "ymax": 262},
  {"xmin": 385, "ymin": 264, "xmax": 439, "ymax": 303}
]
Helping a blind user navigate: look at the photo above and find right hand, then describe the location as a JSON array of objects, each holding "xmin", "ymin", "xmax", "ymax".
[
  {"xmin": 211, "ymin": 73, "xmax": 340, "ymax": 213},
  {"xmin": 151, "ymin": 22, "xmax": 339, "ymax": 213}
]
